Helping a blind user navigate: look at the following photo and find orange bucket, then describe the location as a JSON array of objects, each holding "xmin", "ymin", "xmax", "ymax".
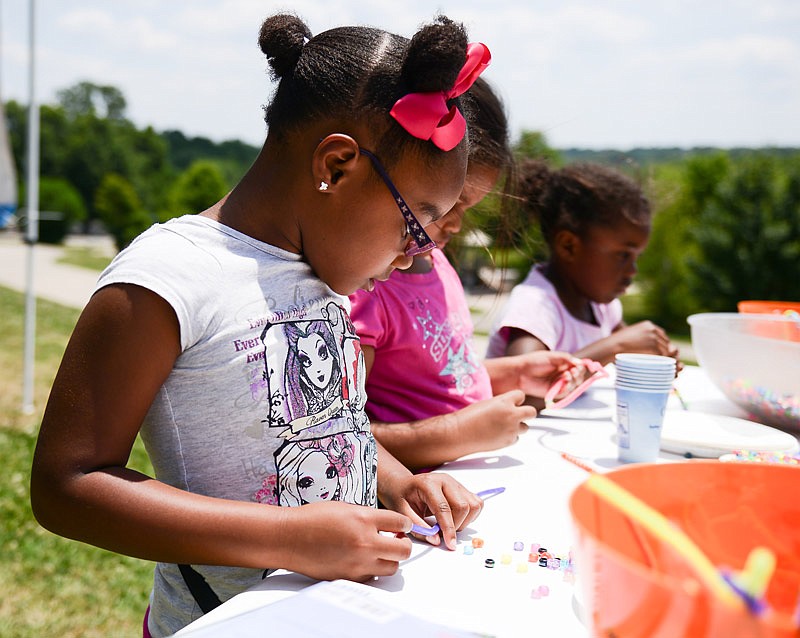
[
  {"xmin": 569, "ymin": 461, "xmax": 800, "ymax": 637},
  {"xmin": 738, "ymin": 301, "xmax": 800, "ymax": 316},
  {"xmin": 737, "ymin": 302, "xmax": 800, "ymax": 342}
]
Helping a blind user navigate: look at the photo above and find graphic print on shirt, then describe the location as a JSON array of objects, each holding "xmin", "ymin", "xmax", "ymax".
[
  {"xmin": 413, "ymin": 298, "xmax": 482, "ymax": 395},
  {"xmin": 256, "ymin": 301, "xmax": 376, "ymax": 507}
]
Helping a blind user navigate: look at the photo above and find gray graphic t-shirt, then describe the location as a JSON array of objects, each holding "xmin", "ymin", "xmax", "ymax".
[{"xmin": 96, "ymin": 215, "xmax": 377, "ymax": 637}]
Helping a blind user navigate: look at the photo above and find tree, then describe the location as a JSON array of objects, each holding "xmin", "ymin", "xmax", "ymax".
[
  {"xmin": 57, "ymin": 81, "xmax": 127, "ymax": 121},
  {"xmin": 94, "ymin": 173, "xmax": 153, "ymax": 250},
  {"xmin": 514, "ymin": 130, "xmax": 562, "ymax": 164},
  {"xmin": 637, "ymin": 154, "xmax": 730, "ymax": 331},
  {"xmin": 165, "ymin": 160, "xmax": 228, "ymax": 220},
  {"xmin": 687, "ymin": 154, "xmax": 800, "ymax": 308}
]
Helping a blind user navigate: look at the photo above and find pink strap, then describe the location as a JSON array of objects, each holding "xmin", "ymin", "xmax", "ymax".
[
  {"xmin": 390, "ymin": 42, "xmax": 491, "ymax": 151},
  {"xmin": 544, "ymin": 359, "xmax": 609, "ymax": 410}
]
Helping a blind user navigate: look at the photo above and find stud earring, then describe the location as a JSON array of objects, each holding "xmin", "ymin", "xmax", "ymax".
[{"xmin": 318, "ymin": 181, "xmax": 329, "ymax": 192}]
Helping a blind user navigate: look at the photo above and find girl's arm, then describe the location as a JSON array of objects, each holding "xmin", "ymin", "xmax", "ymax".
[
  {"xmin": 31, "ymin": 283, "xmax": 413, "ymax": 582},
  {"xmin": 361, "ymin": 345, "xmax": 535, "ymax": 471},
  {"xmin": 505, "ymin": 323, "xmax": 680, "ymax": 368},
  {"xmin": 483, "ymin": 350, "xmax": 580, "ymax": 396}
]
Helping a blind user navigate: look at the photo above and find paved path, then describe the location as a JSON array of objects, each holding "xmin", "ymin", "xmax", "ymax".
[{"xmin": 0, "ymin": 231, "xmax": 113, "ymax": 309}]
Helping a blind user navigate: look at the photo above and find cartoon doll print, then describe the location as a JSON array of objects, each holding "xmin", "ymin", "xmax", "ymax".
[
  {"xmin": 274, "ymin": 433, "xmax": 364, "ymax": 506},
  {"xmin": 260, "ymin": 302, "xmax": 369, "ymax": 438},
  {"xmin": 256, "ymin": 302, "xmax": 376, "ymax": 507}
]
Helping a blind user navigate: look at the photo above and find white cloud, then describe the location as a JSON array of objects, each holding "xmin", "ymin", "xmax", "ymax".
[{"xmin": 2, "ymin": 0, "xmax": 799, "ymax": 148}]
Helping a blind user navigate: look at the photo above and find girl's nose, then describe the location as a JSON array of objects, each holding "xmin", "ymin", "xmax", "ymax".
[{"xmin": 439, "ymin": 208, "xmax": 464, "ymax": 234}]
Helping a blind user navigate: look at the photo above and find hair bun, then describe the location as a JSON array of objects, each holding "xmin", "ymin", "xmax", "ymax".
[
  {"xmin": 259, "ymin": 14, "xmax": 312, "ymax": 79},
  {"xmin": 518, "ymin": 158, "xmax": 555, "ymax": 210},
  {"xmin": 401, "ymin": 15, "xmax": 468, "ymax": 94}
]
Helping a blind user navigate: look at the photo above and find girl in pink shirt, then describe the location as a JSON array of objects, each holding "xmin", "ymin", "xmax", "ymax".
[{"xmin": 350, "ymin": 80, "xmax": 581, "ymax": 471}]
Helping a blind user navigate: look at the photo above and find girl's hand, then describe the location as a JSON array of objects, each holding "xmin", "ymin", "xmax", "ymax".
[
  {"xmin": 515, "ymin": 351, "xmax": 584, "ymax": 398},
  {"xmin": 283, "ymin": 501, "xmax": 413, "ymax": 582},
  {"xmin": 464, "ymin": 390, "xmax": 536, "ymax": 451},
  {"xmin": 377, "ymin": 471, "xmax": 483, "ymax": 551},
  {"xmin": 612, "ymin": 321, "xmax": 682, "ymax": 372}
]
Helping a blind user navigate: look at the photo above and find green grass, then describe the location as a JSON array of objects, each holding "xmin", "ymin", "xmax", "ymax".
[
  {"xmin": 0, "ymin": 286, "xmax": 154, "ymax": 638},
  {"xmin": 57, "ymin": 246, "xmax": 115, "ymax": 272}
]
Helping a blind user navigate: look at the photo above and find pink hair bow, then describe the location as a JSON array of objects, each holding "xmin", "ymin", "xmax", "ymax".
[{"xmin": 390, "ymin": 42, "xmax": 491, "ymax": 151}]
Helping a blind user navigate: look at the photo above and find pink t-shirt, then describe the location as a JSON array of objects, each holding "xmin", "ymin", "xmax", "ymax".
[
  {"xmin": 349, "ymin": 248, "xmax": 493, "ymax": 423},
  {"xmin": 486, "ymin": 264, "xmax": 622, "ymax": 358}
]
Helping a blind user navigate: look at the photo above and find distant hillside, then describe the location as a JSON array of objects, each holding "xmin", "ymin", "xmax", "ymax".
[
  {"xmin": 160, "ymin": 130, "xmax": 259, "ymax": 172},
  {"xmin": 560, "ymin": 146, "xmax": 800, "ymax": 168}
]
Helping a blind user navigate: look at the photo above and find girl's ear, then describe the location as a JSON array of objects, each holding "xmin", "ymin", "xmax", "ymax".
[
  {"xmin": 311, "ymin": 134, "xmax": 361, "ymax": 193},
  {"xmin": 553, "ymin": 229, "xmax": 581, "ymax": 262}
]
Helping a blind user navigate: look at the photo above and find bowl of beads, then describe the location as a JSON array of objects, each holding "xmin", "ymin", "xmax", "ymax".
[
  {"xmin": 569, "ymin": 461, "xmax": 800, "ymax": 638},
  {"xmin": 687, "ymin": 313, "xmax": 800, "ymax": 430}
]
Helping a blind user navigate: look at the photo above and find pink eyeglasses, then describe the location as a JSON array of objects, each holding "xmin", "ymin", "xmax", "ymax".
[{"xmin": 544, "ymin": 359, "xmax": 609, "ymax": 410}]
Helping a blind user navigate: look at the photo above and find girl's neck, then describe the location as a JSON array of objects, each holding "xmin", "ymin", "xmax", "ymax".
[
  {"xmin": 542, "ymin": 262, "xmax": 597, "ymax": 325},
  {"xmin": 206, "ymin": 144, "xmax": 303, "ymax": 253}
]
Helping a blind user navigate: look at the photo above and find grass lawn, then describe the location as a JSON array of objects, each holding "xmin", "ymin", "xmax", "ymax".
[
  {"xmin": 57, "ymin": 246, "xmax": 115, "ymax": 272},
  {"xmin": 0, "ymin": 285, "xmax": 154, "ymax": 638}
]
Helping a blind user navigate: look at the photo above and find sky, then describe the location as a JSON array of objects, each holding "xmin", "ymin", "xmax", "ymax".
[{"xmin": 2, "ymin": 0, "xmax": 800, "ymax": 150}]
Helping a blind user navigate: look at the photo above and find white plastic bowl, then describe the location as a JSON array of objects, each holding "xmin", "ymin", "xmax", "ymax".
[{"xmin": 687, "ymin": 312, "xmax": 800, "ymax": 430}]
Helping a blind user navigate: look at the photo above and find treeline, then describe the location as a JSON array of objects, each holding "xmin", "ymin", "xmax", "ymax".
[
  {"xmin": 5, "ymin": 85, "xmax": 800, "ymax": 329},
  {"xmin": 561, "ymin": 146, "xmax": 800, "ymax": 168},
  {"xmin": 5, "ymin": 81, "xmax": 258, "ymax": 248}
]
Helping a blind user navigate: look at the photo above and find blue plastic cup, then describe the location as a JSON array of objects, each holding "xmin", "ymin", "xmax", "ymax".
[{"xmin": 615, "ymin": 384, "xmax": 671, "ymax": 463}]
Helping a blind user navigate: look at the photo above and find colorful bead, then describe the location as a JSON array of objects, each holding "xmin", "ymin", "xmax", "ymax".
[
  {"xmin": 516, "ymin": 562, "xmax": 529, "ymax": 574},
  {"xmin": 513, "ymin": 541, "xmax": 524, "ymax": 551},
  {"xmin": 531, "ymin": 585, "xmax": 550, "ymax": 599},
  {"xmin": 484, "ymin": 558, "xmax": 495, "ymax": 568},
  {"xmin": 463, "ymin": 545, "xmax": 474, "ymax": 555},
  {"xmin": 472, "ymin": 537, "xmax": 485, "ymax": 548},
  {"xmin": 501, "ymin": 554, "xmax": 512, "ymax": 565}
]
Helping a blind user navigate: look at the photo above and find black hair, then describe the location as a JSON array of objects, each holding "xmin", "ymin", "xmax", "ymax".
[
  {"xmin": 463, "ymin": 77, "xmax": 511, "ymax": 171},
  {"xmin": 517, "ymin": 159, "xmax": 651, "ymax": 245},
  {"xmin": 258, "ymin": 13, "xmax": 469, "ymax": 167}
]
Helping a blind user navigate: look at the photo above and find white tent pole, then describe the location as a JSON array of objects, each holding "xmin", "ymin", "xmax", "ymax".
[{"xmin": 22, "ymin": 0, "xmax": 39, "ymax": 414}]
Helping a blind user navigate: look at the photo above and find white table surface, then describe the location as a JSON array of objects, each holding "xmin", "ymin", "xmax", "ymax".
[{"xmin": 175, "ymin": 366, "xmax": 798, "ymax": 637}]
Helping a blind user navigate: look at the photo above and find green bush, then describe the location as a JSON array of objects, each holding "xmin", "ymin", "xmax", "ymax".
[
  {"xmin": 687, "ymin": 153, "xmax": 800, "ymax": 307},
  {"xmin": 17, "ymin": 177, "xmax": 87, "ymax": 244},
  {"xmin": 94, "ymin": 173, "xmax": 153, "ymax": 251},
  {"xmin": 163, "ymin": 160, "xmax": 228, "ymax": 221}
]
